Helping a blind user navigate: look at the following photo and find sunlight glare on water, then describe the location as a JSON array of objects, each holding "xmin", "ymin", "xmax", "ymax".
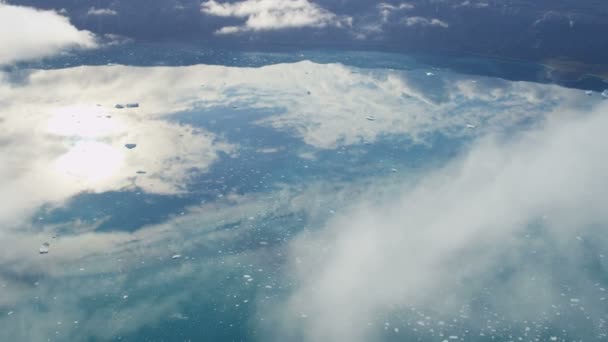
[{"xmin": 54, "ymin": 141, "xmax": 124, "ymax": 183}]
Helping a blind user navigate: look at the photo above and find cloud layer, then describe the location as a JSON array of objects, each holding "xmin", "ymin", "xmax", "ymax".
[
  {"xmin": 268, "ymin": 100, "xmax": 608, "ymax": 341},
  {"xmin": 0, "ymin": 3, "xmax": 96, "ymax": 65},
  {"xmin": 1, "ymin": 58, "xmax": 605, "ymax": 341}
]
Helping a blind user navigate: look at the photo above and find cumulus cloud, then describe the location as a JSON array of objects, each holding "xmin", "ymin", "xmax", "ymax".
[
  {"xmin": 86, "ymin": 7, "xmax": 118, "ymax": 16},
  {"xmin": 201, "ymin": 0, "xmax": 351, "ymax": 34},
  {"xmin": 402, "ymin": 16, "xmax": 449, "ymax": 28},
  {"xmin": 0, "ymin": 3, "xmax": 96, "ymax": 65},
  {"xmin": 267, "ymin": 100, "xmax": 608, "ymax": 341}
]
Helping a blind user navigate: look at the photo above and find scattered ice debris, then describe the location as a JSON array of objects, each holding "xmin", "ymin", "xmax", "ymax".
[
  {"xmin": 7, "ymin": 311, "xmax": 13, "ymax": 316},
  {"xmin": 243, "ymin": 274, "xmax": 252, "ymax": 279},
  {"xmin": 135, "ymin": 170, "xmax": 146, "ymax": 174},
  {"xmin": 171, "ymin": 254, "xmax": 182, "ymax": 260},
  {"xmin": 585, "ymin": 90, "xmax": 593, "ymax": 96},
  {"xmin": 126, "ymin": 103, "xmax": 139, "ymax": 108},
  {"xmin": 264, "ymin": 285, "xmax": 273, "ymax": 289},
  {"xmin": 466, "ymin": 124, "xmax": 476, "ymax": 129},
  {"xmin": 449, "ymin": 336, "xmax": 459, "ymax": 340},
  {"xmin": 366, "ymin": 116, "xmax": 376, "ymax": 121},
  {"xmin": 550, "ymin": 337, "xmax": 557, "ymax": 341},
  {"xmin": 570, "ymin": 298, "xmax": 580, "ymax": 303},
  {"xmin": 124, "ymin": 143, "xmax": 137, "ymax": 149},
  {"xmin": 114, "ymin": 104, "xmax": 125, "ymax": 109},
  {"xmin": 259, "ymin": 241, "xmax": 268, "ymax": 245},
  {"xmin": 39, "ymin": 242, "xmax": 50, "ymax": 254}
]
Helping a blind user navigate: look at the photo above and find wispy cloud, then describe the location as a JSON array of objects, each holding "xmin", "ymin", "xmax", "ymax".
[
  {"xmin": 201, "ymin": 0, "xmax": 351, "ymax": 34},
  {"xmin": 402, "ymin": 16, "xmax": 449, "ymax": 28},
  {"xmin": 267, "ymin": 100, "xmax": 608, "ymax": 341},
  {"xmin": 86, "ymin": 7, "xmax": 118, "ymax": 16}
]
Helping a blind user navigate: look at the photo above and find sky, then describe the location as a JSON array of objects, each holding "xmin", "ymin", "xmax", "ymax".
[
  {"xmin": 1, "ymin": 1, "xmax": 608, "ymax": 341},
  {"xmin": 2, "ymin": 0, "xmax": 608, "ymax": 66}
]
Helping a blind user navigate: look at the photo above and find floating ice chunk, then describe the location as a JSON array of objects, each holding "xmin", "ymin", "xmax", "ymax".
[
  {"xmin": 114, "ymin": 104, "xmax": 124, "ymax": 109},
  {"xmin": 7, "ymin": 311, "xmax": 13, "ymax": 316},
  {"xmin": 550, "ymin": 337, "xmax": 557, "ymax": 341},
  {"xmin": 449, "ymin": 336, "xmax": 458, "ymax": 340},
  {"xmin": 570, "ymin": 298, "xmax": 580, "ymax": 303},
  {"xmin": 426, "ymin": 72, "xmax": 435, "ymax": 76},
  {"xmin": 394, "ymin": 328, "xmax": 399, "ymax": 333},
  {"xmin": 585, "ymin": 90, "xmax": 593, "ymax": 96},
  {"xmin": 122, "ymin": 295, "xmax": 129, "ymax": 299},
  {"xmin": 39, "ymin": 242, "xmax": 50, "ymax": 254},
  {"xmin": 126, "ymin": 103, "xmax": 139, "ymax": 108},
  {"xmin": 243, "ymin": 274, "xmax": 252, "ymax": 279},
  {"xmin": 466, "ymin": 124, "xmax": 476, "ymax": 129},
  {"xmin": 391, "ymin": 168, "xmax": 398, "ymax": 173},
  {"xmin": 601, "ymin": 89, "xmax": 608, "ymax": 98},
  {"xmin": 125, "ymin": 143, "xmax": 137, "ymax": 149},
  {"xmin": 171, "ymin": 254, "xmax": 182, "ymax": 259},
  {"xmin": 365, "ymin": 116, "xmax": 376, "ymax": 121}
]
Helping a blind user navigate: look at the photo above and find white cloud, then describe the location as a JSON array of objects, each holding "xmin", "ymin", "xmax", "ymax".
[
  {"xmin": 86, "ymin": 7, "xmax": 118, "ymax": 16},
  {"xmin": 0, "ymin": 3, "xmax": 96, "ymax": 65},
  {"xmin": 267, "ymin": 100, "xmax": 608, "ymax": 341},
  {"xmin": 402, "ymin": 16, "xmax": 449, "ymax": 28},
  {"xmin": 377, "ymin": 2, "xmax": 414, "ymax": 22},
  {"xmin": 201, "ymin": 0, "xmax": 351, "ymax": 34},
  {"xmin": 455, "ymin": 0, "xmax": 489, "ymax": 8}
]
